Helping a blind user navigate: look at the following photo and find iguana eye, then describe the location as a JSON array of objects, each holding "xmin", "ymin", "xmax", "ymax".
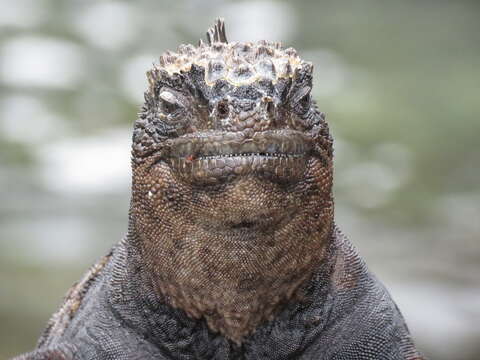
[
  {"xmin": 292, "ymin": 87, "xmax": 312, "ymax": 115},
  {"xmin": 298, "ymin": 93, "xmax": 311, "ymax": 113},
  {"xmin": 159, "ymin": 90, "xmax": 182, "ymax": 114}
]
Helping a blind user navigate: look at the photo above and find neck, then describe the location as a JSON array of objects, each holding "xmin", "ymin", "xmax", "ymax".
[{"xmin": 107, "ymin": 224, "xmax": 339, "ymax": 357}]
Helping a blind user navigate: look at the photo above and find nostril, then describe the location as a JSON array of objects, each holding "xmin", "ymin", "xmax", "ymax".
[
  {"xmin": 217, "ymin": 100, "xmax": 229, "ymax": 118},
  {"xmin": 262, "ymin": 96, "xmax": 275, "ymax": 117},
  {"xmin": 266, "ymin": 101, "xmax": 274, "ymax": 116}
]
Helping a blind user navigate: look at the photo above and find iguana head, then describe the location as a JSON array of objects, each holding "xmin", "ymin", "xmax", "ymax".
[{"xmin": 130, "ymin": 19, "xmax": 334, "ymax": 343}]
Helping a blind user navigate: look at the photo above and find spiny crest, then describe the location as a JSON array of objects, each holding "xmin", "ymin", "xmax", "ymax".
[
  {"xmin": 147, "ymin": 19, "xmax": 312, "ymax": 92},
  {"xmin": 206, "ymin": 18, "xmax": 228, "ymax": 45}
]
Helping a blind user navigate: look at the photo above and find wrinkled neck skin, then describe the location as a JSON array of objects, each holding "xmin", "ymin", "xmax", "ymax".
[
  {"xmin": 107, "ymin": 223, "xmax": 338, "ymax": 358},
  {"xmin": 120, "ymin": 146, "xmax": 335, "ymax": 345}
]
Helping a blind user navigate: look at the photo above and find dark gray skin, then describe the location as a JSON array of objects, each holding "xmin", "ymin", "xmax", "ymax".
[{"xmin": 14, "ymin": 20, "xmax": 424, "ymax": 360}]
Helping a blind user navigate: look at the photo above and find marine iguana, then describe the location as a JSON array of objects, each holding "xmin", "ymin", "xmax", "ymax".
[{"xmin": 14, "ymin": 19, "xmax": 424, "ymax": 360}]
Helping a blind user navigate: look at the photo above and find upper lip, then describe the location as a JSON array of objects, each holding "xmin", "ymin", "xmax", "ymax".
[{"xmin": 166, "ymin": 130, "xmax": 313, "ymax": 160}]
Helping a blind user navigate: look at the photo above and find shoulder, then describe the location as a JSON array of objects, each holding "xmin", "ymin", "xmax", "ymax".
[{"xmin": 320, "ymin": 227, "xmax": 424, "ymax": 359}]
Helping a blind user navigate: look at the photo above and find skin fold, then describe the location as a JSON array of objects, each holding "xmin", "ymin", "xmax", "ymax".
[{"xmin": 14, "ymin": 19, "xmax": 424, "ymax": 360}]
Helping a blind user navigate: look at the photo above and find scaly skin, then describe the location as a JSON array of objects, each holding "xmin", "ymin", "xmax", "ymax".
[{"xmin": 14, "ymin": 19, "xmax": 424, "ymax": 359}]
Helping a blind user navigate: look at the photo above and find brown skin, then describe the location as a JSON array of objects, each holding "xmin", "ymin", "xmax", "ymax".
[
  {"xmin": 129, "ymin": 20, "xmax": 335, "ymax": 343},
  {"xmin": 131, "ymin": 109, "xmax": 334, "ymax": 343},
  {"xmin": 132, "ymin": 154, "xmax": 333, "ymax": 343}
]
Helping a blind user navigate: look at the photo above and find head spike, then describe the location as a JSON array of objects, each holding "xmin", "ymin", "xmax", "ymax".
[
  {"xmin": 146, "ymin": 69, "xmax": 157, "ymax": 94},
  {"xmin": 206, "ymin": 18, "xmax": 228, "ymax": 45},
  {"xmin": 159, "ymin": 55, "xmax": 166, "ymax": 67}
]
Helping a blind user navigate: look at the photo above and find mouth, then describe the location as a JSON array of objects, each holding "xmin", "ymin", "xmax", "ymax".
[{"xmin": 163, "ymin": 130, "xmax": 313, "ymax": 184}]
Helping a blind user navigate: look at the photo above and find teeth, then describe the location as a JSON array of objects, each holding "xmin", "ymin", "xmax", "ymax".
[
  {"xmin": 192, "ymin": 152, "xmax": 304, "ymax": 160},
  {"xmin": 169, "ymin": 130, "xmax": 313, "ymax": 164}
]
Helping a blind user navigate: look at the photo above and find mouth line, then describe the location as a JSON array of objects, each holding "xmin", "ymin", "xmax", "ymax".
[
  {"xmin": 195, "ymin": 152, "xmax": 306, "ymax": 160},
  {"xmin": 158, "ymin": 130, "xmax": 313, "ymax": 184},
  {"xmin": 165, "ymin": 129, "xmax": 313, "ymax": 161}
]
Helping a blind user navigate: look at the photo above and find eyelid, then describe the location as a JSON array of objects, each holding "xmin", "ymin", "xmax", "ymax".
[
  {"xmin": 159, "ymin": 90, "xmax": 185, "ymax": 116},
  {"xmin": 159, "ymin": 90, "xmax": 178, "ymax": 105},
  {"xmin": 292, "ymin": 86, "xmax": 311, "ymax": 104}
]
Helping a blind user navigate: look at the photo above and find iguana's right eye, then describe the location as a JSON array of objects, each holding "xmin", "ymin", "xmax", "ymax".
[
  {"xmin": 291, "ymin": 86, "xmax": 312, "ymax": 116},
  {"xmin": 159, "ymin": 90, "xmax": 182, "ymax": 114}
]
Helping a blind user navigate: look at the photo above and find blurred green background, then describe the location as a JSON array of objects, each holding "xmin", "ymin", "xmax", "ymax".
[{"xmin": 0, "ymin": 0, "xmax": 479, "ymax": 359}]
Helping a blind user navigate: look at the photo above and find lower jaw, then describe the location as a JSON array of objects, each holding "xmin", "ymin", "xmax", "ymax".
[{"xmin": 168, "ymin": 155, "xmax": 308, "ymax": 185}]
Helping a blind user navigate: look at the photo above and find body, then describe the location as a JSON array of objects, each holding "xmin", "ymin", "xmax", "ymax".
[
  {"xmin": 15, "ymin": 20, "xmax": 423, "ymax": 360},
  {"xmin": 17, "ymin": 230, "xmax": 420, "ymax": 360}
]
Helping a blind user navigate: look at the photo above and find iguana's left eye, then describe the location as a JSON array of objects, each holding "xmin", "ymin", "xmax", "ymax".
[
  {"xmin": 298, "ymin": 93, "xmax": 311, "ymax": 113},
  {"xmin": 290, "ymin": 85, "xmax": 312, "ymax": 115},
  {"xmin": 159, "ymin": 90, "xmax": 183, "ymax": 114}
]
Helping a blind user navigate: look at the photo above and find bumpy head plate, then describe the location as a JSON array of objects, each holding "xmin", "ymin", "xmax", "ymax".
[{"xmin": 131, "ymin": 19, "xmax": 334, "ymax": 344}]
